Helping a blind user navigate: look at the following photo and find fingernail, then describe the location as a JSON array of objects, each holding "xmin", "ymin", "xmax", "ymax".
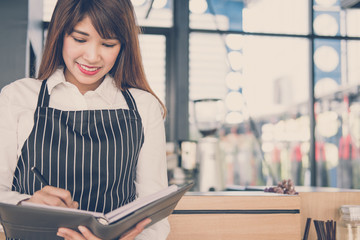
[
  {"xmin": 78, "ymin": 225, "xmax": 86, "ymax": 232},
  {"xmin": 57, "ymin": 229, "xmax": 65, "ymax": 237}
]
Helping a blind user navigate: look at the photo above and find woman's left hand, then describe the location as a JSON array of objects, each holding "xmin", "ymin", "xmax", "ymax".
[
  {"xmin": 57, "ymin": 226, "xmax": 102, "ymax": 240},
  {"xmin": 57, "ymin": 218, "xmax": 151, "ymax": 240}
]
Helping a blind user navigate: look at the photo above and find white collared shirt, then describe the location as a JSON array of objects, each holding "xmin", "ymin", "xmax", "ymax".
[{"xmin": 0, "ymin": 69, "xmax": 169, "ymax": 239}]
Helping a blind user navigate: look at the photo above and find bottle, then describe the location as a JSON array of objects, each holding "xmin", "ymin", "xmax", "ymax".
[{"xmin": 338, "ymin": 205, "xmax": 360, "ymax": 240}]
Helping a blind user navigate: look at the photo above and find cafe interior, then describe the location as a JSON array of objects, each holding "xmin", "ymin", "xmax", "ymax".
[{"xmin": 2, "ymin": 0, "xmax": 360, "ymax": 239}]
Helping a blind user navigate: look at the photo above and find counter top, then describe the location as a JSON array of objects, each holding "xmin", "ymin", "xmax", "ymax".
[
  {"xmin": 220, "ymin": 184, "xmax": 360, "ymax": 193},
  {"xmin": 169, "ymin": 187, "xmax": 360, "ymax": 239},
  {"xmin": 185, "ymin": 190, "xmax": 295, "ymax": 196}
]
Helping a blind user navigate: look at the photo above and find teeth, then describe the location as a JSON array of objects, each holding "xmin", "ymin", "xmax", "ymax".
[{"xmin": 80, "ymin": 64, "xmax": 99, "ymax": 72}]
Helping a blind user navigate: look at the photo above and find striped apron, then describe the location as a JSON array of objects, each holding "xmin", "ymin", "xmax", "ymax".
[{"xmin": 11, "ymin": 79, "xmax": 144, "ymax": 214}]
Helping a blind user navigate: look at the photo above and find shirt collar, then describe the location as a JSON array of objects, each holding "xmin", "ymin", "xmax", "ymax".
[
  {"xmin": 46, "ymin": 68, "xmax": 119, "ymax": 105},
  {"xmin": 93, "ymin": 74, "xmax": 119, "ymax": 104},
  {"xmin": 46, "ymin": 68, "xmax": 67, "ymax": 93}
]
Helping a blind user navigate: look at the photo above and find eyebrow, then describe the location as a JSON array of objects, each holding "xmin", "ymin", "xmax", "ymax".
[{"xmin": 72, "ymin": 29, "xmax": 89, "ymax": 36}]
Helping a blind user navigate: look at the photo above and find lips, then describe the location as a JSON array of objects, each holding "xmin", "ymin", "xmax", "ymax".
[{"xmin": 77, "ymin": 63, "xmax": 101, "ymax": 75}]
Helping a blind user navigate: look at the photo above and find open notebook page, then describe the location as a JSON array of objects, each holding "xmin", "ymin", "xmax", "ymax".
[
  {"xmin": 105, "ymin": 184, "xmax": 178, "ymax": 223},
  {"xmin": 21, "ymin": 184, "xmax": 179, "ymax": 224}
]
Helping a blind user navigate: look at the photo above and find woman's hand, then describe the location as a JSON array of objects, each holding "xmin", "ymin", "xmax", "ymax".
[
  {"xmin": 57, "ymin": 218, "xmax": 151, "ymax": 240},
  {"xmin": 25, "ymin": 185, "xmax": 78, "ymax": 209}
]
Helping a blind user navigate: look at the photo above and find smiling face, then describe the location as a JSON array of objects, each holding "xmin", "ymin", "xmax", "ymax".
[{"xmin": 62, "ymin": 16, "xmax": 121, "ymax": 94}]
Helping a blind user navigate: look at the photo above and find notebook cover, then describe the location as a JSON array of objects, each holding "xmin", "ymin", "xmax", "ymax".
[{"xmin": 0, "ymin": 182, "xmax": 193, "ymax": 240}]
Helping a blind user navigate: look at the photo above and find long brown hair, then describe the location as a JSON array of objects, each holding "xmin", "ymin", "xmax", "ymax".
[{"xmin": 38, "ymin": 0, "xmax": 166, "ymax": 116}]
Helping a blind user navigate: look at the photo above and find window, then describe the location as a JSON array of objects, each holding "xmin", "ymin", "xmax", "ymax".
[
  {"xmin": 189, "ymin": 0, "xmax": 360, "ymax": 188},
  {"xmin": 139, "ymin": 34, "xmax": 167, "ymax": 104},
  {"xmin": 132, "ymin": 0, "xmax": 173, "ymax": 27}
]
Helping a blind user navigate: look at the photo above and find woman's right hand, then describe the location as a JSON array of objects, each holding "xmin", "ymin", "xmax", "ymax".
[
  {"xmin": 57, "ymin": 218, "xmax": 152, "ymax": 240},
  {"xmin": 24, "ymin": 185, "xmax": 78, "ymax": 209}
]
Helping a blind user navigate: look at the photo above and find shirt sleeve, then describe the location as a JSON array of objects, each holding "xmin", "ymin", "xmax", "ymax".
[
  {"xmin": 0, "ymin": 86, "xmax": 31, "ymax": 205},
  {"xmin": 134, "ymin": 93, "xmax": 170, "ymax": 240}
]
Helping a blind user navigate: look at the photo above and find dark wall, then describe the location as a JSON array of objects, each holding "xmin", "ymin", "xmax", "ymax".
[
  {"xmin": 28, "ymin": 0, "xmax": 44, "ymax": 78},
  {"xmin": 0, "ymin": 0, "xmax": 43, "ymax": 90}
]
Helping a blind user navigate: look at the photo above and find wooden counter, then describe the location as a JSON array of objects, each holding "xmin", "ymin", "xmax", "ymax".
[
  {"xmin": 168, "ymin": 188, "xmax": 360, "ymax": 240},
  {"xmin": 168, "ymin": 192, "xmax": 301, "ymax": 240}
]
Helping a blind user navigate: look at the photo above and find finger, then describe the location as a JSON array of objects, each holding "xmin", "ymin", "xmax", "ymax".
[
  {"xmin": 120, "ymin": 218, "xmax": 151, "ymax": 239},
  {"xmin": 72, "ymin": 201, "xmax": 79, "ymax": 209},
  {"xmin": 78, "ymin": 226, "xmax": 102, "ymax": 240},
  {"xmin": 136, "ymin": 218, "xmax": 152, "ymax": 229},
  {"xmin": 28, "ymin": 187, "xmax": 78, "ymax": 208},
  {"xmin": 41, "ymin": 186, "xmax": 75, "ymax": 207},
  {"xmin": 29, "ymin": 191, "xmax": 68, "ymax": 208},
  {"xmin": 41, "ymin": 195, "xmax": 70, "ymax": 207},
  {"xmin": 57, "ymin": 227, "xmax": 85, "ymax": 240}
]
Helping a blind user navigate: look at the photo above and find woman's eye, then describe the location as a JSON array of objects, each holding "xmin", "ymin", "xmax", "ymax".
[
  {"xmin": 73, "ymin": 37, "xmax": 85, "ymax": 43},
  {"xmin": 103, "ymin": 43, "xmax": 116, "ymax": 48}
]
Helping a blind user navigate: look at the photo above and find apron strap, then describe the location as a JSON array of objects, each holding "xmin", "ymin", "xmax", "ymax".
[
  {"xmin": 121, "ymin": 89, "xmax": 139, "ymax": 111},
  {"xmin": 37, "ymin": 79, "xmax": 50, "ymax": 107}
]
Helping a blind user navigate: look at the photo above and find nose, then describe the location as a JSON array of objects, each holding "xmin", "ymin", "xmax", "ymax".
[{"xmin": 83, "ymin": 43, "xmax": 101, "ymax": 63}]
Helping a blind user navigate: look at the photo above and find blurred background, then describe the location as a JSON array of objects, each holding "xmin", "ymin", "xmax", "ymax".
[{"xmin": 2, "ymin": 0, "xmax": 360, "ymax": 191}]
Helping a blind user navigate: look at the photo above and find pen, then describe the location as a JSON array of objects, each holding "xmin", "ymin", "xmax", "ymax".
[{"xmin": 31, "ymin": 166, "xmax": 49, "ymax": 186}]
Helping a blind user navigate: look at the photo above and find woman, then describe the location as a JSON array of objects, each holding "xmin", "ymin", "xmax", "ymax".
[{"xmin": 0, "ymin": 0, "xmax": 169, "ymax": 239}]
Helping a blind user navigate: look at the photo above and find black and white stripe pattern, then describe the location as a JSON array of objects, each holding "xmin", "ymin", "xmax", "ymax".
[{"xmin": 12, "ymin": 80, "xmax": 144, "ymax": 215}]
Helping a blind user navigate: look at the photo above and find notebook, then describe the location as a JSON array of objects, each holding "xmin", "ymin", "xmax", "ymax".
[{"xmin": 0, "ymin": 182, "xmax": 193, "ymax": 240}]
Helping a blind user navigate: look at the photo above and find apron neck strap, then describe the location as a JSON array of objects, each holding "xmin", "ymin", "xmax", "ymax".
[
  {"xmin": 121, "ymin": 89, "xmax": 138, "ymax": 111},
  {"xmin": 37, "ymin": 79, "xmax": 50, "ymax": 107}
]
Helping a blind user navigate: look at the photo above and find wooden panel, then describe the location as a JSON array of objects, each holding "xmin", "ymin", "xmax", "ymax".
[
  {"xmin": 169, "ymin": 193, "xmax": 301, "ymax": 240},
  {"xmin": 168, "ymin": 214, "xmax": 300, "ymax": 240},
  {"xmin": 176, "ymin": 194, "xmax": 300, "ymax": 210},
  {"xmin": 300, "ymin": 192, "xmax": 360, "ymax": 240}
]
